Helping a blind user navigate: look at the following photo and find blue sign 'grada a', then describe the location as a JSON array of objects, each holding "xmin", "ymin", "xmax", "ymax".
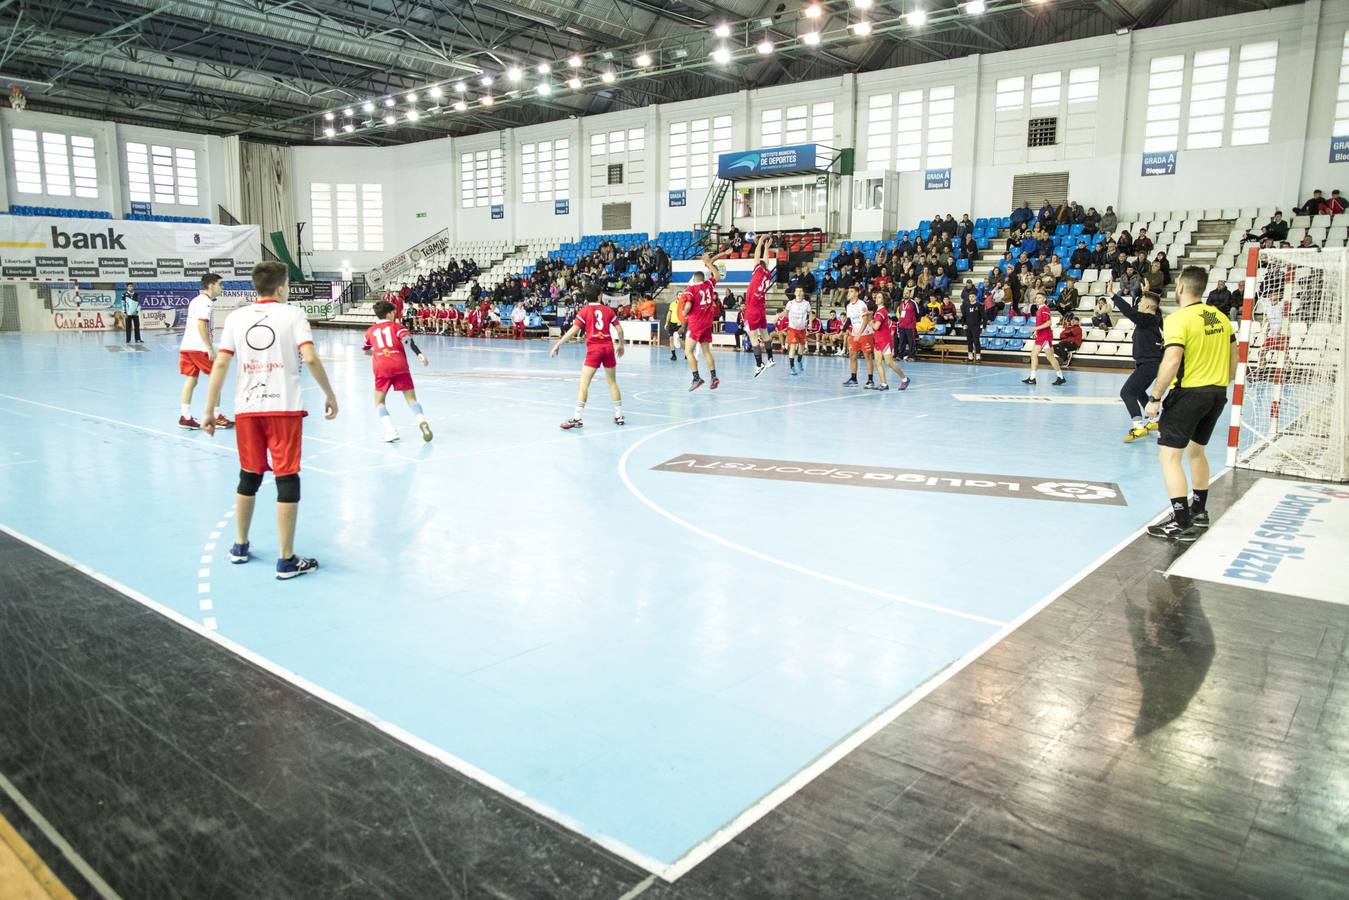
[{"xmin": 717, "ymin": 144, "xmax": 817, "ymax": 179}]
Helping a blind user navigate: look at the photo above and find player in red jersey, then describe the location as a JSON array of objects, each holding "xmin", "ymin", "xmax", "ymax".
[
  {"xmin": 742, "ymin": 235, "xmax": 776, "ymax": 376},
  {"xmin": 680, "ymin": 249, "xmax": 732, "ymax": 391},
  {"xmin": 867, "ymin": 297, "xmax": 910, "ymax": 392},
  {"xmin": 362, "ymin": 300, "xmax": 433, "ymax": 442},
  {"xmin": 550, "ymin": 293, "xmax": 625, "ymax": 429}
]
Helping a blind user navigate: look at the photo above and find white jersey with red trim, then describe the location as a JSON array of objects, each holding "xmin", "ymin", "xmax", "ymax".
[
  {"xmin": 180, "ymin": 294, "xmax": 214, "ymax": 352},
  {"xmin": 218, "ymin": 300, "xmax": 315, "ymax": 417}
]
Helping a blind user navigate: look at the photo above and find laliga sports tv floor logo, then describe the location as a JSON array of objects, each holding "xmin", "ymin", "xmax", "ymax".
[{"xmin": 653, "ymin": 454, "xmax": 1126, "ymax": 506}]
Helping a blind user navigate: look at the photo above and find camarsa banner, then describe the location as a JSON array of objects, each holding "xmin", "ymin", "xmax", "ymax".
[{"xmin": 0, "ymin": 216, "xmax": 261, "ymax": 282}]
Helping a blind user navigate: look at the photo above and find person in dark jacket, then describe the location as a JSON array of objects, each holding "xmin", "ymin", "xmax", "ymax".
[
  {"xmin": 1112, "ymin": 287, "xmax": 1164, "ymax": 442},
  {"xmin": 1207, "ymin": 280, "xmax": 1234, "ymax": 318},
  {"xmin": 960, "ymin": 281, "xmax": 983, "ymax": 362}
]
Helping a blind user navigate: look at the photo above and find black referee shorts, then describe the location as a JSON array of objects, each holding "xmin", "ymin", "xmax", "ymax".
[{"xmin": 1158, "ymin": 386, "xmax": 1227, "ymax": 449}]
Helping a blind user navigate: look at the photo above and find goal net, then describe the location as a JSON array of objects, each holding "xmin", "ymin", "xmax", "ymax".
[{"xmin": 1228, "ymin": 246, "xmax": 1349, "ymax": 482}]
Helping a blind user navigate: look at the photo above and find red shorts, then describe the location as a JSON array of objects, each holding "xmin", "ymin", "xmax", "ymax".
[
  {"xmin": 850, "ymin": 334, "xmax": 875, "ymax": 353},
  {"xmin": 179, "ymin": 350, "xmax": 213, "ymax": 376},
  {"xmin": 1035, "ymin": 334, "xmax": 1053, "ymax": 347},
  {"xmin": 744, "ymin": 313, "xmax": 768, "ymax": 332},
  {"xmin": 375, "ymin": 371, "xmax": 415, "ymax": 393},
  {"xmin": 874, "ymin": 333, "xmax": 894, "ymax": 353},
  {"xmin": 786, "ymin": 328, "xmax": 807, "ymax": 346},
  {"xmin": 686, "ymin": 322, "xmax": 714, "ymax": 345},
  {"xmin": 235, "ymin": 414, "xmax": 304, "ymax": 477},
  {"xmin": 584, "ymin": 342, "xmax": 617, "ymax": 369}
]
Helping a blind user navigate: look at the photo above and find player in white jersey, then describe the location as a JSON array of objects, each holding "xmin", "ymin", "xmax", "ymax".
[
  {"xmin": 177, "ymin": 273, "xmax": 233, "ymax": 430},
  {"xmin": 783, "ymin": 287, "xmax": 814, "ymax": 376},
  {"xmin": 202, "ymin": 261, "xmax": 339, "ymax": 581},
  {"xmin": 841, "ymin": 288, "xmax": 875, "ymax": 387}
]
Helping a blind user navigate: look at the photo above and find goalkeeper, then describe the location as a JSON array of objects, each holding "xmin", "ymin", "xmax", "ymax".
[{"xmin": 1111, "ymin": 286, "xmax": 1164, "ymax": 442}]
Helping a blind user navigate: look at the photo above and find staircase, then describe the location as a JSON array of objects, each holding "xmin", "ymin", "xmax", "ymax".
[
  {"xmin": 1168, "ymin": 218, "xmax": 1236, "ymax": 309},
  {"xmin": 698, "ymin": 180, "xmax": 731, "ymax": 249}
]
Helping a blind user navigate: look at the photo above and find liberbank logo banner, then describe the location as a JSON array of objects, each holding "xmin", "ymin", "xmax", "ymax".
[
  {"xmin": 717, "ymin": 144, "xmax": 817, "ymax": 179},
  {"xmin": 0, "ymin": 216, "xmax": 260, "ymax": 281},
  {"xmin": 653, "ymin": 454, "xmax": 1126, "ymax": 505}
]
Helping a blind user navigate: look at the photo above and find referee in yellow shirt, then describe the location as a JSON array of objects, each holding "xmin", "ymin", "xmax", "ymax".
[
  {"xmin": 1143, "ymin": 265, "xmax": 1238, "ymax": 542},
  {"xmin": 665, "ymin": 292, "xmax": 683, "ymax": 362}
]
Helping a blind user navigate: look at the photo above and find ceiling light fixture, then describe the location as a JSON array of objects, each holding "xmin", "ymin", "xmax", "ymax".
[
  {"xmin": 568, "ymin": 54, "xmax": 583, "ymax": 68},
  {"xmin": 407, "ymin": 109, "xmax": 419, "ymax": 121},
  {"xmin": 538, "ymin": 63, "xmax": 552, "ymax": 74},
  {"xmin": 361, "ymin": 100, "xmax": 375, "ymax": 113},
  {"xmin": 508, "ymin": 66, "xmax": 524, "ymax": 82},
  {"xmin": 429, "ymin": 86, "xmax": 443, "ymax": 99},
  {"xmin": 537, "ymin": 82, "xmax": 553, "ymax": 96},
  {"xmin": 635, "ymin": 52, "xmax": 652, "ymax": 67},
  {"xmin": 567, "ymin": 76, "xmax": 582, "ymax": 89},
  {"xmin": 406, "ymin": 92, "xmax": 417, "ymax": 102},
  {"xmin": 600, "ymin": 70, "xmax": 616, "ymax": 83},
  {"xmin": 905, "ymin": 7, "xmax": 927, "ymax": 26},
  {"xmin": 714, "ymin": 23, "xmax": 731, "ymax": 38},
  {"xmin": 481, "ymin": 94, "xmax": 495, "ymax": 106},
  {"xmin": 343, "ymin": 122, "xmax": 355, "ymax": 132},
  {"xmin": 383, "ymin": 113, "xmax": 396, "ymax": 125},
  {"xmin": 757, "ymin": 39, "xmax": 774, "ymax": 55},
  {"xmin": 453, "ymin": 99, "xmax": 467, "ymax": 111},
  {"xmin": 711, "ymin": 45, "xmax": 732, "ymax": 64},
  {"xmin": 323, "ymin": 126, "xmax": 335, "ymax": 137},
  {"xmin": 854, "ymin": 0, "xmax": 873, "ymax": 8},
  {"xmin": 383, "ymin": 97, "xmax": 396, "ymax": 107},
  {"xmin": 480, "ymin": 74, "xmax": 494, "ymax": 87},
  {"xmin": 852, "ymin": 19, "xmax": 872, "ymax": 35},
  {"xmin": 965, "ymin": 0, "xmax": 987, "ymax": 12},
  {"xmin": 323, "ymin": 111, "xmax": 334, "ymax": 121},
  {"xmin": 803, "ymin": 3, "xmax": 822, "ymax": 17},
  {"xmin": 454, "ymin": 81, "xmax": 467, "ymax": 93},
  {"xmin": 802, "ymin": 30, "xmax": 821, "ymax": 45}
]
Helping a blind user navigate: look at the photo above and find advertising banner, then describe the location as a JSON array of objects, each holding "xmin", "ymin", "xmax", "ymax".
[
  {"xmin": 366, "ymin": 230, "xmax": 449, "ymax": 291},
  {"xmin": 0, "ymin": 217, "xmax": 259, "ymax": 281},
  {"xmin": 717, "ymin": 145, "xmax": 819, "ymax": 179}
]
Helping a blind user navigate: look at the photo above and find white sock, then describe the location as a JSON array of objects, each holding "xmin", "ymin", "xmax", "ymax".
[
  {"xmin": 574, "ymin": 401, "xmax": 585, "ymax": 421},
  {"xmin": 614, "ymin": 403, "xmax": 622, "ymax": 417},
  {"xmin": 181, "ymin": 403, "xmax": 190, "ymax": 418}
]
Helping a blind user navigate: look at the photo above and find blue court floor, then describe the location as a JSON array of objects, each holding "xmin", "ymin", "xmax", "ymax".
[{"xmin": 0, "ymin": 329, "xmax": 1227, "ymax": 874}]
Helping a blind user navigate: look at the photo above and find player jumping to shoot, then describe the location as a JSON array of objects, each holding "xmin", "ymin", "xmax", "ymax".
[
  {"xmin": 552, "ymin": 295, "xmax": 625, "ymax": 429},
  {"xmin": 363, "ymin": 300, "xmax": 432, "ymax": 443},
  {"xmin": 743, "ymin": 235, "xmax": 776, "ymax": 376},
  {"xmin": 681, "ymin": 248, "xmax": 732, "ymax": 391}
]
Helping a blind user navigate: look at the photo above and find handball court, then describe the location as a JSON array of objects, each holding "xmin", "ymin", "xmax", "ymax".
[{"xmin": 0, "ymin": 328, "xmax": 1345, "ymax": 899}]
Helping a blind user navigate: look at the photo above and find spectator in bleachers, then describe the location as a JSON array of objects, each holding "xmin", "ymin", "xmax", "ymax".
[
  {"xmin": 1055, "ymin": 313, "xmax": 1083, "ymax": 366},
  {"xmin": 799, "ymin": 267, "xmax": 817, "ymax": 298},
  {"xmin": 1091, "ymin": 297, "xmax": 1113, "ymax": 330},
  {"xmin": 940, "ymin": 214, "xmax": 959, "ymax": 239},
  {"xmin": 1099, "ymin": 206, "xmax": 1118, "ymax": 233},
  {"xmin": 938, "ymin": 295, "xmax": 957, "ymax": 330},
  {"xmin": 1295, "ymin": 190, "xmax": 1327, "ymax": 216},
  {"xmin": 1082, "ymin": 206, "xmax": 1101, "ymax": 235},
  {"xmin": 821, "ymin": 269, "xmax": 838, "ymax": 302},
  {"xmin": 1298, "ymin": 234, "xmax": 1320, "ymax": 250},
  {"xmin": 1062, "ymin": 200, "xmax": 1085, "ymax": 225},
  {"xmin": 1070, "ymin": 240, "xmax": 1092, "ymax": 269},
  {"xmin": 1145, "ymin": 260, "xmax": 1166, "ymax": 295},
  {"xmin": 1056, "ymin": 276, "xmax": 1080, "ymax": 318},
  {"xmin": 1037, "ymin": 199, "xmax": 1056, "ymax": 228},
  {"xmin": 1134, "ymin": 229, "xmax": 1154, "ymax": 254},
  {"xmin": 1243, "ymin": 211, "xmax": 1288, "ymax": 244},
  {"xmin": 1206, "ymin": 280, "xmax": 1234, "ymax": 319},
  {"xmin": 1117, "ymin": 229, "xmax": 1134, "ymax": 256},
  {"xmin": 1120, "ymin": 264, "xmax": 1143, "ymax": 298},
  {"xmin": 1010, "ymin": 201, "xmax": 1035, "ymax": 229},
  {"xmin": 1328, "ymin": 190, "xmax": 1346, "ymax": 214},
  {"xmin": 1046, "ymin": 255, "xmax": 1064, "ymax": 282},
  {"xmin": 957, "ymin": 214, "xmax": 974, "ymax": 238},
  {"xmin": 1154, "ymin": 250, "xmax": 1172, "ymax": 285}
]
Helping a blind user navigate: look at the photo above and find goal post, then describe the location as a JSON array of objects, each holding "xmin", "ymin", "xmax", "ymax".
[{"xmin": 1227, "ymin": 245, "xmax": 1349, "ymax": 482}]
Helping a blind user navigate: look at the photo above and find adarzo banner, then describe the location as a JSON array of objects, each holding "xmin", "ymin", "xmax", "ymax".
[
  {"xmin": 0, "ymin": 216, "xmax": 260, "ymax": 282},
  {"xmin": 652, "ymin": 454, "xmax": 1127, "ymax": 505}
]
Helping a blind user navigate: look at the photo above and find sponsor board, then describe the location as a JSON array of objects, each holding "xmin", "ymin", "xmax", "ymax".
[
  {"xmin": 652, "ymin": 453, "xmax": 1126, "ymax": 505},
  {"xmin": 52, "ymin": 310, "xmax": 116, "ymax": 330},
  {"xmin": 953, "ymin": 393, "xmax": 1120, "ymax": 405},
  {"xmin": 140, "ymin": 309, "xmax": 177, "ymax": 329},
  {"xmin": 367, "ymin": 229, "xmax": 450, "ymax": 290},
  {"xmin": 0, "ymin": 216, "xmax": 258, "ymax": 281},
  {"xmin": 670, "ymin": 258, "xmax": 775, "ymax": 285},
  {"xmin": 1166, "ymin": 478, "xmax": 1349, "ymax": 605},
  {"xmin": 53, "ymin": 289, "xmax": 116, "ymax": 310},
  {"xmin": 717, "ymin": 144, "xmax": 818, "ymax": 179}
]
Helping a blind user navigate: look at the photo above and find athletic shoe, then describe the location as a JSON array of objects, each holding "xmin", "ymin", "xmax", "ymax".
[
  {"xmin": 1191, "ymin": 509, "xmax": 1210, "ymax": 528},
  {"xmin": 614, "ymin": 415, "xmax": 625, "ymax": 426},
  {"xmin": 419, "ymin": 421, "xmax": 433, "ymax": 442},
  {"xmin": 875, "ymin": 383, "xmax": 890, "ymax": 391},
  {"xmin": 843, "ymin": 377, "xmax": 858, "ymax": 386},
  {"xmin": 1146, "ymin": 421, "xmax": 1160, "ymax": 432},
  {"xmin": 975, "ymin": 354, "xmax": 982, "ymax": 362},
  {"xmin": 765, "ymin": 359, "xmax": 776, "ymax": 370},
  {"xmin": 384, "ymin": 432, "xmax": 401, "ymax": 443},
  {"xmin": 754, "ymin": 364, "xmax": 766, "ymax": 377},
  {"xmin": 276, "ymin": 555, "xmax": 319, "ymax": 580},
  {"xmin": 560, "ymin": 418, "xmax": 583, "ymax": 430},
  {"xmin": 967, "ymin": 352, "xmax": 974, "ymax": 361},
  {"xmin": 669, "ymin": 352, "xmax": 677, "ymax": 361},
  {"xmin": 1124, "ymin": 426, "xmax": 1149, "ymax": 442},
  {"xmin": 228, "ymin": 542, "xmax": 251, "ymax": 564},
  {"xmin": 214, "ymin": 414, "xmax": 234, "ymax": 429},
  {"xmin": 1146, "ymin": 517, "xmax": 1198, "ymax": 543},
  {"xmin": 797, "ymin": 362, "xmax": 805, "ymax": 374},
  {"xmin": 710, "ymin": 377, "xmax": 720, "ymax": 390},
  {"xmin": 1021, "ymin": 377, "xmax": 1036, "ymax": 385},
  {"xmin": 898, "ymin": 378, "xmax": 910, "ymax": 391},
  {"xmin": 1052, "ymin": 376, "xmax": 1067, "ymax": 386},
  {"xmin": 863, "ymin": 381, "xmax": 877, "ymax": 390},
  {"xmin": 178, "ymin": 416, "xmax": 201, "ymax": 429}
]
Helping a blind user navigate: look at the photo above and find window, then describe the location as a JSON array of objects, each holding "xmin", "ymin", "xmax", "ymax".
[
  {"xmin": 460, "ymin": 148, "xmax": 504, "ymax": 208},
  {"xmin": 784, "ymin": 105, "xmax": 808, "ymax": 144},
  {"xmin": 11, "ymin": 129, "xmax": 100, "ymax": 198},
  {"xmin": 628, "ymin": 128, "xmax": 645, "ymax": 151},
  {"xmin": 996, "ymin": 76, "xmax": 1025, "ymax": 111},
  {"xmin": 813, "ymin": 101, "xmax": 834, "ymax": 144},
  {"xmin": 590, "ymin": 128, "xmax": 645, "ymax": 192},
  {"xmin": 896, "ymin": 90, "xmax": 923, "ymax": 172},
  {"xmin": 310, "ymin": 182, "xmax": 381, "ymax": 251},
  {"xmin": 126, "ymin": 143, "xmax": 198, "ymax": 205},
  {"xmin": 668, "ymin": 115, "xmax": 730, "ymax": 189},
  {"xmin": 1030, "ymin": 71, "xmax": 1061, "ymax": 107},
  {"xmin": 1187, "ymin": 48, "xmax": 1230, "ymax": 150},
  {"xmin": 521, "ymin": 138, "xmax": 569, "ymax": 203},
  {"xmin": 668, "ymin": 122, "xmax": 688, "ymax": 189},
  {"xmin": 762, "ymin": 103, "xmax": 831, "ymax": 146},
  {"xmin": 310, "ymin": 184, "xmax": 333, "ymax": 251},
  {"xmin": 926, "ymin": 86, "xmax": 954, "ymax": 169},
  {"xmin": 761, "ymin": 108, "xmax": 782, "ymax": 147},
  {"xmin": 1335, "ymin": 31, "xmax": 1349, "ymax": 136},
  {"xmin": 1067, "ymin": 67, "xmax": 1099, "ymax": 103},
  {"xmin": 1232, "ymin": 41, "xmax": 1277, "ymax": 146},
  {"xmin": 866, "ymin": 94, "xmax": 893, "ymax": 170},
  {"xmin": 360, "ymin": 184, "xmax": 383, "ymax": 251},
  {"xmin": 1144, "ymin": 55, "xmax": 1184, "ymax": 153}
]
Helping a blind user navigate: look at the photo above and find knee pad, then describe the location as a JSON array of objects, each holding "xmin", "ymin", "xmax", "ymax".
[
  {"xmin": 237, "ymin": 469, "xmax": 263, "ymax": 497},
  {"xmin": 275, "ymin": 473, "xmax": 300, "ymax": 503}
]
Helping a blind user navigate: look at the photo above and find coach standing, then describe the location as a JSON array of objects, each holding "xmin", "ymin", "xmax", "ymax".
[
  {"xmin": 118, "ymin": 282, "xmax": 142, "ymax": 344},
  {"xmin": 1143, "ymin": 266, "xmax": 1237, "ymax": 542}
]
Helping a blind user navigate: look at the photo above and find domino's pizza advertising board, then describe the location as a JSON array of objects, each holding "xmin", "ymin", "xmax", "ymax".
[
  {"xmin": 1167, "ymin": 479, "xmax": 1349, "ymax": 606},
  {"xmin": 0, "ymin": 217, "xmax": 260, "ymax": 281},
  {"xmin": 717, "ymin": 145, "xmax": 818, "ymax": 179}
]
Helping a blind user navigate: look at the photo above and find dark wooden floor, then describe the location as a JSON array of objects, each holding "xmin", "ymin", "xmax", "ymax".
[{"xmin": 2, "ymin": 469, "xmax": 1346, "ymax": 899}]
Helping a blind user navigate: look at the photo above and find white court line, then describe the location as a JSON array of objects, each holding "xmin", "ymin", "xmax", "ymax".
[
  {"xmin": 656, "ymin": 465, "xmax": 1236, "ymax": 881},
  {"xmin": 0, "ymin": 393, "xmax": 342, "ymax": 475},
  {"xmin": 0, "ymin": 769, "xmax": 123, "ymax": 900},
  {"xmin": 0, "ymin": 523, "xmax": 670, "ymax": 878},
  {"xmin": 411, "ymin": 383, "xmax": 691, "ymax": 420}
]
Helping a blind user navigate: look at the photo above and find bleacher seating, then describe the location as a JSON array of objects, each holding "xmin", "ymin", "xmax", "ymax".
[{"xmin": 4, "ymin": 204, "xmax": 210, "ymax": 224}]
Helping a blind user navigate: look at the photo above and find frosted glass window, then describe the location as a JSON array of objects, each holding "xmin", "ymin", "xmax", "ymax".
[
  {"xmin": 1187, "ymin": 47, "xmax": 1229, "ymax": 150},
  {"xmin": 896, "ymin": 89, "xmax": 923, "ymax": 172},
  {"xmin": 926, "ymin": 85, "xmax": 955, "ymax": 169},
  {"xmin": 1231, "ymin": 42, "xmax": 1277, "ymax": 145},
  {"xmin": 1145, "ymin": 56, "xmax": 1185, "ymax": 152},
  {"xmin": 1067, "ymin": 67, "xmax": 1099, "ymax": 103},
  {"xmin": 866, "ymin": 94, "xmax": 893, "ymax": 170}
]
